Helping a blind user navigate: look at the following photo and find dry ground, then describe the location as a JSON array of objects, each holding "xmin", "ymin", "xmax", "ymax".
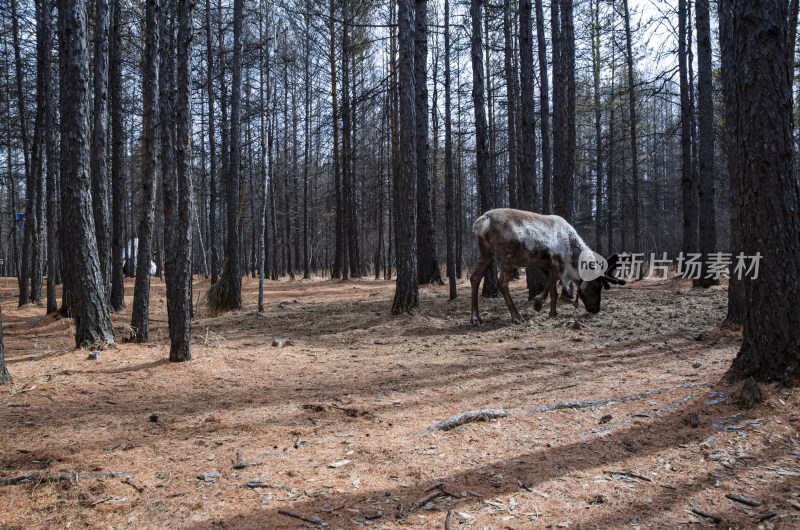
[{"xmin": 0, "ymin": 275, "xmax": 798, "ymax": 529}]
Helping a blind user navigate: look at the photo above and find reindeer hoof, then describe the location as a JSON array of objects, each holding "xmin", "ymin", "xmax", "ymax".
[
  {"xmin": 548, "ymin": 310, "xmax": 557, "ymax": 318},
  {"xmin": 470, "ymin": 315, "xmax": 483, "ymax": 326},
  {"xmin": 533, "ymin": 299, "xmax": 543, "ymax": 312},
  {"xmin": 511, "ymin": 316, "xmax": 523, "ymax": 325}
]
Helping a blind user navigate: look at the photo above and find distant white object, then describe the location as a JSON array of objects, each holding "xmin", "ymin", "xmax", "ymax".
[{"xmin": 126, "ymin": 238, "xmax": 158, "ymax": 276}]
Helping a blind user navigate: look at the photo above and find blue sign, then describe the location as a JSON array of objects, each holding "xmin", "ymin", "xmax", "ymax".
[{"xmin": 16, "ymin": 212, "xmax": 23, "ymax": 234}]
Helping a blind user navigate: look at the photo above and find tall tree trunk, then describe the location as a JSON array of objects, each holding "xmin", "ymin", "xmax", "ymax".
[
  {"xmin": 560, "ymin": 0, "xmax": 576, "ymax": 223},
  {"xmin": 551, "ymin": 0, "xmax": 565, "ymax": 219},
  {"xmin": 228, "ymin": 0, "xmax": 243, "ymax": 308},
  {"xmin": 471, "ymin": 0, "xmax": 498, "ymax": 297},
  {"xmin": 14, "ymin": 0, "xmax": 33, "ymax": 306},
  {"xmin": 535, "ymin": 0, "xmax": 551, "ymax": 215},
  {"xmin": 41, "ymin": 0, "xmax": 58, "ymax": 314},
  {"xmin": 718, "ymin": 0, "xmax": 743, "ymax": 325},
  {"xmin": 519, "ymin": 0, "xmax": 546, "ymax": 298},
  {"xmin": 679, "ymin": 0, "xmax": 697, "ymax": 259},
  {"xmin": 303, "ymin": 6, "xmax": 311, "ymax": 280},
  {"xmin": 330, "ymin": 0, "xmax": 344, "ymax": 279},
  {"xmin": 591, "ymin": 0, "xmax": 603, "ymax": 255},
  {"xmin": 164, "ymin": 0, "xmax": 193, "ymax": 362},
  {"xmin": 729, "ymin": 0, "xmax": 800, "ymax": 381},
  {"xmin": 58, "ymin": 0, "xmax": 115, "ymax": 348},
  {"xmin": 110, "ymin": 0, "xmax": 125, "ymax": 311},
  {"xmin": 0, "ymin": 307, "xmax": 9, "ymax": 384},
  {"xmin": 92, "ymin": 0, "xmax": 111, "ymax": 299},
  {"xmin": 130, "ymin": 0, "xmax": 160, "ymax": 342},
  {"xmin": 415, "ymin": 0, "xmax": 441, "ymax": 285},
  {"xmin": 258, "ymin": 0, "xmax": 269, "ymax": 309},
  {"xmin": 695, "ymin": 0, "xmax": 718, "ymax": 286},
  {"xmin": 206, "ymin": 0, "xmax": 218, "ymax": 284},
  {"xmin": 391, "ymin": 0, "xmax": 419, "ymax": 314},
  {"xmin": 444, "ymin": 0, "xmax": 456, "ymax": 300},
  {"xmin": 504, "ymin": 0, "xmax": 517, "ymax": 210},
  {"xmin": 622, "ymin": 0, "xmax": 638, "ymax": 251}
]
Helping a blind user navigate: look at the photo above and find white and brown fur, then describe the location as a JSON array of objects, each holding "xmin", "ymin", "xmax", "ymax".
[{"xmin": 470, "ymin": 208, "xmax": 623, "ymax": 324}]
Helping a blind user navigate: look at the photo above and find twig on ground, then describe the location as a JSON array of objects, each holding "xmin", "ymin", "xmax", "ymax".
[
  {"xmin": 417, "ymin": 490, "xmax": 443, "ymax": 506},
  {"xmin": 519, "ymin": 383, "xmax": 709, "ymax": 414},
  {"xmin": 0, "ymin": 472, "xmax": 40, "ymax": 486},
  {"xmin": 691, "ymin": 508, "xmax": 721, "ymax": 523},
  {"xmin": 412, "ymin": 408, "xmax": 508, "ymax": 435},
  {"xmin": 424, "ymin": 481, "xmax": 445, "ymax": 492},
  {"xmin": 277, "ymin": 509, "xmax": 321, "ymax": 524},
  {"xmin": 232, "ymin": 461, "xmax": 266, "ymax": 470},
  {"xmin": 121, "ymin": 478, "xmax": 143, "ymax": 493},
  {"xmin": 603, "ymin": 470, "xmax": 653, "ymax": 482},
  {"xmin": 445, "ymin": 509, "xmax": 452, "ymax": 530},
  {"xmin": 725, "ymin": 493, "xmax": 761, "ymax": 507}
]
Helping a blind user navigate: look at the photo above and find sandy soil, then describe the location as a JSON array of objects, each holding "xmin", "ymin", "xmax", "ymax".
[{"xmin": 0, "ymin": 275, "xmax": 798, "ymax": 529}]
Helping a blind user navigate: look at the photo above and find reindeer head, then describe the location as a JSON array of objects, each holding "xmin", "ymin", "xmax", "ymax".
[{"xmin": 578, "ymin": 253, "xmax": 626, "ymax": 313}]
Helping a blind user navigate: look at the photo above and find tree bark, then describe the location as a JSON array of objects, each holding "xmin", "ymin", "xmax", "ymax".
[
  {"xmin": 40, "ymin": 0, "xmax": 58, "ymax": 314},
  {"xmin": 165, "ymin": 0, "xmax": 194, "ymax": 362},
  {"xmin": 679, "ymin": 0, "xmax": 697, "ymax": 259},
  {"xmin": 729, "ymin": 0, "xmax": 800, "ymax": 381},
  {"xmin": 695, "ymin": 0, "xmax": 718, "ymax": 287},
  {"xmin": 130, "ymin": 0, "xmax": 160, "ymax": 342},
  {"xmin": 58, "ymin": 0, "xmax": 115, "ymax": 348},
  {"xmin": 228, "ymin": 0, "xmax": 243, "ymax": 308},
  {"xmin": 591, "ymin": 0, "xmax": 603, "ymax": 255},
  {"xmin": 416, "ymin": 0, "xmax": 441, "ymax": 285},
  {"xmin": 109, "ymin": 0, "xmax": 125, "ymax": 311},
  {"xmin": 92, "ymin": 0, "xmax": 111, "ymax": 299},
  {"xmin": 0, "ymin": 306, "xmax": 9, "ymax": 385},
  {"xmin": 330, "ymin": 0, "xmax": 344, "ymax": 279},
  {"xmin": 622, "ymin": 0, "xmax": 639, "ymax": 251},
  {"xmin": 718, "ymin": 0, "xmax": 743, "ymax": 324},
  {"xmin": 391, "ymin": 0, "xmax": 419, "ymax": 314},
  {"xmin": 535, "ymin": 0, "xmax": 551, "ymax": 214},
  {"xmin": 504, "ymin": 0, "xmax": 517, "ymax": 210},
  {"xmin": 444, "ymin": 0, "xmax": 456, "ymax": 300},
  {"xmin": 206, "ymin": 0, "xmax": 219, "ymax": 285},
  {"xmin": 471, "ymin": 0, "xmax": 498, "ymax": 297}
]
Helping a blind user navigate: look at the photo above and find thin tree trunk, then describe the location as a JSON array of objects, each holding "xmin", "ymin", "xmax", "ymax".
[
  {"xmin": 416, "ymin": 0, "xmax": 441, "ymax": 285},
  {"xmin": 718, "ymin": 0, "xmax": 743, "ymax": 325},
  {"xmin": 444, "ymin": 0, "xmax": 456, "ymax": 299},
  {"xmin": 330, "ymin": 0, "xmax": 344, "ymax": 279},
  {"xmin": 41, "ymin": 0, "xmax": 58, "ymax": 314},
  {"xmin": 551, "ymin": 0, "xmax": 564, "ymax": 219},
  {"xmin": 591, "ymin": 0, "xmax": 603, "ymax": 255},
  {"xmin": 206, "ymin": 0, "xmax": 218, "ymax": 284},
  {"xmin": 695, "ymin": 0, "xmax": 717, "ymax": 286},
  {"xmin": 228, "ymin": 0, "xmax": 243, "ymax": 308},
  {"xmin": 0, "ymin": 307, "xmax": 9, "ymax": 384},
  {"xmin": 303, "ymin": 6, "xmax": 311, "ymax": 279},
  {"xmin": 504, "ymin": 0, "xmax": 517, "ymax": 210},
  {"xmin": 130, "ymin": 0, "xmax": 160, "ymax": 342},
  {"xmin": 391, "ymin": 0, "xmax": 419, "ymax": 314},
  {"xmin": 471, "ymin": 0, "xmax": 498, "ymax": 298},
  {"xmin": 92, "ymin": 0, "xmax": 111, "ymax": 299},
  {"xmin": 535, "ymin": 0, "xmax": 551, "ymax": 214},
  {"xmin": 165, "ymin": 0, "xmax": 193, "ymax": 362},
  {"xmin": 58, "ymin": 0, "xmax": 115, "ymax": 348},
  {"xmin": 679, "ymin": 0, "xmax": 697, "ymax": 259}
]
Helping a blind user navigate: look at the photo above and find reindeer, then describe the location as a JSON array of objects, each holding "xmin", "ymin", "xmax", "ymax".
[{"xmin": 470, "ymin": 208, "xmax": 625, "ymax": 325}]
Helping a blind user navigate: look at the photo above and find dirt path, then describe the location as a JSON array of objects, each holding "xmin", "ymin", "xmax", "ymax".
[{"xmin": 1, "ymin": 276, "xmax": 798, "ymax": 529}]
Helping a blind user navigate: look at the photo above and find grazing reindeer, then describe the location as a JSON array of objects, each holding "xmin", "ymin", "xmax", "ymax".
[{"xmin": 470, "ymin": 208, "xmax": 625, "ymax": 324}]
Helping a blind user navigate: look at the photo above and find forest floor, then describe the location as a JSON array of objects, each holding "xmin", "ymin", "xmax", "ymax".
[{"xmin": 0, "ymin": 274, "xmax": 798, "ymax": 529}]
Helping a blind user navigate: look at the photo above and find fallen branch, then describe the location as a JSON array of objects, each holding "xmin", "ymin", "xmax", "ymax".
[
  {"xmin": 412, "ymin": 408, "xmax": 508, "ymax": 435},
  {"xmin": 519, "ymin": 383, "xmax": 708, "ymax": 414},
  {"xmin": 445, "ymin": 510, "xmax": 452, "ymax": 530},
  {"xmin": 0, "ymin": 472, "xmax": 40, "ymax": 486},
  {"xmin": 691, "ymin": 508, "xmax": 721, "ymax": 523},
  {"xmin": 725, "ymin": 493, "xmax": 761, "ymax": 507},
  {"xmin": 417, "ymin": 490, "xmax": 444, "ymax": 506},
  {"xmin": 244, "ymin": 481, "xmax": 294, "ymax": 492},
  {"xmin": 603, "ymin": 470, "xmax": 653, "ymax": 482},
  {"xmin": 277, "ymin": 509, "xmax": 321, "ymax": 525},
  {"xmin": 121, "ymin": 478, "xmax": 144, "ymax": 493},
  {"xmin": 414, "ymin": 383, "xmax": 708, "ymax": 434},
  {"xmin": 232, "ymin": 461, "xmax": 266, "ymax": 470}
]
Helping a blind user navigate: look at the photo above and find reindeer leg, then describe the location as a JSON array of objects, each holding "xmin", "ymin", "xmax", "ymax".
[
  {"xmin": 498, "ymin": 266, "xmax": 523, "ymax": 324},
  {"xmin": 470, "ymin": 256, "xmax": 492, "ymax": 325},
  {"xmin": 532, "ymin": 267, "xmax": 551, "ymax": 312},
  {"xmin": 549, "ymin": 263, "xmax": 560, "ymax": 317}
]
